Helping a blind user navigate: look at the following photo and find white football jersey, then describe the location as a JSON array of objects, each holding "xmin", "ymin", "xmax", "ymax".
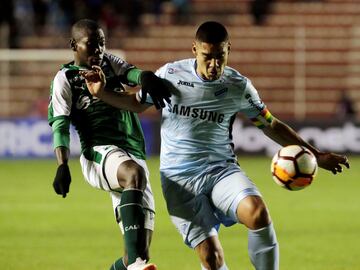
[{"xmin": 154, "ymin": 58, "xmax": 267, "ymax": 172}]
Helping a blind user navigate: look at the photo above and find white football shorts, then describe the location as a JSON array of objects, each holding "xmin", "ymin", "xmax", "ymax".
[{"xmin": 80, "ymin": 145, "xmax": 155, "ymax": 232}]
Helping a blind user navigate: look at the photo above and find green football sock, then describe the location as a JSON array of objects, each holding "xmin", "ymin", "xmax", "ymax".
[
  {"xmin": 109, "ymin": 257, "xmax": 127, "ymax": 270},
  {"xmin": 119, "ymin": 189, "xmax": 145, "ymax": 265}
]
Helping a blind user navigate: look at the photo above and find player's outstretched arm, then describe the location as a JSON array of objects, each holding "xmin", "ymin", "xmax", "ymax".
[
  {"xmin": 263, "ymin": 117, "xmax": 350, "ymax": 174},
  {"xmin": 53, "ymin": 146, "xmax": 71, "ymax": 198},
  {"xmin": 80, "ymin": 66, "xmax": 149, "ymax": 113}
]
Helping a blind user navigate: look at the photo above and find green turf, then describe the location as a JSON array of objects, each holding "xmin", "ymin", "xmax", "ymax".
[{"xmin": 0, "ymin": 156, "xmax": 359, "ymax": 270}]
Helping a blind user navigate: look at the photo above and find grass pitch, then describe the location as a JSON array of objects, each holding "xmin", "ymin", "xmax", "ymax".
[{"xmin": 0, "ymin": 156, "xmax": 359, "ymax": 270}]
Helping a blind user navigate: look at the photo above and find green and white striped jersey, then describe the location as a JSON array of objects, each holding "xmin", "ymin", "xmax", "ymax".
[{"xmin": 48, "ymin": 53, "xmax": 146, "ymax": 160}]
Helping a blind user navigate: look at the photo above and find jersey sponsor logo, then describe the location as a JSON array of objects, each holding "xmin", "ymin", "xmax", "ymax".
[
  {"xmin": 177, "ymin": 80, "xmax": 194, "ymax": 88},
  {"xmin": 214, "ymin": 87, "xmax": 228, "ymax": 97},
  {"xmin": 168, "ymin": 104, "xmax": 225, "ymax": 123},
  {"xmin": 124, "ymin": 224, "xmax": 140, "ymax": 231},
  {"xmin": 245, "ymin": 93, "xmax": 264, "ymax": 112}
]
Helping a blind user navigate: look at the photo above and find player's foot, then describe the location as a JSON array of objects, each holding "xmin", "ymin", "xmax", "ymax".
[{"xmin": 127, "ymin": 257, "xmax": 157, "ymax": 270}]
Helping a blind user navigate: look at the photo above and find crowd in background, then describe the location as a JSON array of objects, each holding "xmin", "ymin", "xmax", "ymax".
[
  {"xmin": 0, "ymin": 0, "xmax": 192, "ymax": 48},
  {"xmin": 0, "ymin": 0, "xmax": 277, "ymax": 48}
]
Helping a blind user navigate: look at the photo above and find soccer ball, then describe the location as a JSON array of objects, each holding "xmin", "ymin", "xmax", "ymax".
[{"xmin": 271, "ymin": 145, "xmax": 318, "ymax": 191}]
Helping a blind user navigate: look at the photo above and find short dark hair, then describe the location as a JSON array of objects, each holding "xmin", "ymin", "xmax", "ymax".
[
  {"xmin": 71, "ymin": 19, "xmax": 101, "ymax": 41},
  {"xmin": 195, "ymin": 21, "xmax": 229, "ymax": 43}
]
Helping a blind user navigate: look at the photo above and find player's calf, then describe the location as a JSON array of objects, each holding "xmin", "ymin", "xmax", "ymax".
[
  {"xmin": 248, "ymin": 223, "xmax": 279, "ymax": 270},
  {"xmin": 196, "ymin": 236, "xmax": 226, "ymax": 270}
]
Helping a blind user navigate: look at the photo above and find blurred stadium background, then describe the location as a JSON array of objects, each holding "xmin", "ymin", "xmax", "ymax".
[
  {"xmin": 1, "ymin": 0, "xmax": 360, "ymax": 157},
  {"xmin": 1, "ymin": 0, "xmax": 360, "ymax": 270}
]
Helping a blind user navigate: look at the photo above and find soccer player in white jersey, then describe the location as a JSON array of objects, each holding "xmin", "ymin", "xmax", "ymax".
[
  {"xmin": 48, "ymin": 19, "xmax": 170, "ymax": 270},
  {"xmin": 83, "ymin": 21, "xmax": 349, "ymax": 270}
]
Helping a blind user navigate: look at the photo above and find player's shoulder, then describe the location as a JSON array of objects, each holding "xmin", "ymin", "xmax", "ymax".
[
  {"xmin": 57, "ymin": 62, "xmax": 83, "ymax": 84},
  {"xmin": 103, "ymin": 52, "xmax": 134, "ymax": 76},
  {"xmin": 52, "ymin": 62, "xmax": 84, "ymax": 92},
  {"xmin": 55, "ymin": 64, "xmax": 71, "ymax": 81},
  {"xmin": 103, "ymin": 52, "xmax": 126, "ymax": 65},
  {"xmin": 166, "ymin": 58, "xmax": 194, "ymax": 68},
  {"xmin": 157, "ymin": 58, "xmax": 194, "ymax": 76},
  {"xmin": 223, "ymin": 66, "xmax": 248, "ymax": 85},
  {"xmin": 156, "ymin": 59, "xmax": 195, "ymax": 78}
]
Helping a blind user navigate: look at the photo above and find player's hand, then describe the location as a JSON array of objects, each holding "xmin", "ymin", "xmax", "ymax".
[
  {"xmin": 53, "ymin": 164, "xmax": 71, "ymax": 198},
  {"xmin": 316, "ymin": 152, "xmax": 350, "ymax": 174},
  {"xmin": 140, "ymin": 71, "xmax": 171, "ymax": 109},
  {"xmin": 80, "ymin": 65, "xmax": 106, "ymax": 98}
]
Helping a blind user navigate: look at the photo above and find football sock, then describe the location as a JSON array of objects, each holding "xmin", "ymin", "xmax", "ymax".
[
  {"xmin": 119, "ymin": 188, "xmax": 145, "ymax": 265},
  {"xmin": 110, "ymin": 257, "xmax": 127, "ymax": 270},
  {"xmin": 248, "ymin": 223, "xmax": 279, "ymax": 270},
  {"xmin": 201, "ymin": 263, "xmax": 229, "ymax": 270}
]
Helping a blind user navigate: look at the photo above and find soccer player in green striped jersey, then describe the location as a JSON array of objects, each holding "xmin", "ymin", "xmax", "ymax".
[{"xmin": 48, "ymin": 19, "xmax": 170, "ymax": 270}]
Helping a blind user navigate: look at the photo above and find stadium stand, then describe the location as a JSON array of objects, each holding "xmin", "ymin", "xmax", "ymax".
[{"xmin": 0, "ymin": 0, "xmax": 359, "ymax": 120}]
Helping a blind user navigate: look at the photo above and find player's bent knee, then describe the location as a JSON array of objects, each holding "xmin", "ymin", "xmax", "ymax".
[
  {"xmin": 237, "ymin": 196, "xmax": 271, "ymax": 230},
  {"xmin": 117, "ymin": 160, "xmax": 147, "ymax": 190}
]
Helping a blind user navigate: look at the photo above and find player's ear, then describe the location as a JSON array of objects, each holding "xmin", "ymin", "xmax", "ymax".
[
  {"xmin": 69, "ymin": 38, "xmax": 77, "ymax": 51},
  {"xmin": 192, "ymin": 41, "xmax": 197, "ymax": 56},
  {"xmin": 227, "ymin": 41, "xmax": 231, "ymax": 54}
]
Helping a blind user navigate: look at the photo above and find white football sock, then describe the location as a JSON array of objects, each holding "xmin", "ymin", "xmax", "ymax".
[{"xmin": 248, "ymin": 223, "xmax": 279, "ymax": 270}]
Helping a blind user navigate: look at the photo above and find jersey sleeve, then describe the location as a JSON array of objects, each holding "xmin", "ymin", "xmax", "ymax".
[
  {"xmin": 155, "ymin": 64, "xmax": 169, "ymax": 79},
  {"xmin": 106, "ymin": 53, "xmax": 136, "ymax": 85},
  {"xmin": 48, "ymin": 70, "xmax": 72, "ymax": 148},
  {"xmin": 48, "ymin": 70, "xmax": 72, "ymax": 125},
  {"xmin": 238, "ymin": 80, "xmax": 274, "ymax": 129}
]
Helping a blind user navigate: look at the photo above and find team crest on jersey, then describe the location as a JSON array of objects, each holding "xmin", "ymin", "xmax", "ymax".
[{"xmin": 177, "ymin": 80, "xmax": 194, "ymax": 87}]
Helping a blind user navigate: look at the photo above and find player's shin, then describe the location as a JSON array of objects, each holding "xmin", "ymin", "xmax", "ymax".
[
  {"xmin": 248, "ymin": 223, "xmax": 279, "ymax": 270},
  {"xmin": 117, "ymin": 188, "xmax": 146, "ymax": 265}
]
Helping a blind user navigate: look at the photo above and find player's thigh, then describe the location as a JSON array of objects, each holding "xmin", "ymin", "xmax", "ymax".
[
  {"xmin": 79, "ymin": 145, "xmax": 130, "ymax": 191},
  {"xmin": 103, "ymin": 148, "xmax": 143, "ymax": 190},
  {"xmin": 211, "ymin": 171, "xmax": 262, "ymax": 224},
  {"xmin": 80, "ymin": 145, "xmax": 149, "ymax": 191},
  {"xmin": 161, "ymin": 173, "xmax": 219, "ymax": 248}
]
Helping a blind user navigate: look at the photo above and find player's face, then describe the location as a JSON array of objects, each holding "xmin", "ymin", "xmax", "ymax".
[
  {"xmin": 192, "ymin": 41, "xmax": 230, "ymax": 81},
  {"xmin": 73, "ymin": 29, "xmax": 106, "ymax": 68}
]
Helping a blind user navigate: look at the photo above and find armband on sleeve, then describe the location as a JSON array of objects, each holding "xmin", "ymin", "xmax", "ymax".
[
  {"xmin": 52, "ymin": 118, "xmax": 70, "ymax": 149},
  {"xmin": 250, "ymin": 108, "xmax": 274, "ymax": 129}
]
